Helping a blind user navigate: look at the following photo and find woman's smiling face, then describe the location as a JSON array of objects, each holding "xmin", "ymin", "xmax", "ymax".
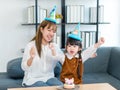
[{"xmin": 41, "ymin": 24, "xmax": 56, "ymax": 44}]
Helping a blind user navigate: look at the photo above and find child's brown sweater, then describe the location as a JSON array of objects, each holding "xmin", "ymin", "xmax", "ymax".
[{"xmin": 60, "ymin": 55, "xmax": 83, "ymax": 84}]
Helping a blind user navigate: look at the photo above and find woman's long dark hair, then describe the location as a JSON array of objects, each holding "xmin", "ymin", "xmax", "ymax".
[{"xmin": 66, "ymin": 37, "xmax": 83, "ymax": 79}]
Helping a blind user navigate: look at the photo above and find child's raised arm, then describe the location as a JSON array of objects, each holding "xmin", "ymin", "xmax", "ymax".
[
  {"xmin": 94, "ymin": 37, "xmax": 105, "ymax": 48},
  {"xmin": 82, "ymin": 37, "xmax": 105, "ymax": 62}
]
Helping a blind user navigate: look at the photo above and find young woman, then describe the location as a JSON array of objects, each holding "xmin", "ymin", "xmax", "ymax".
[{"xmin": 21, "ymin": 20, "xmax": 64, "ymax": 87}]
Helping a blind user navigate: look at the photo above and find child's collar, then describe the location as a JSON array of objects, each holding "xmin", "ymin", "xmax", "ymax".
[{"xmin": 65, "ymin": 53, "xmax": 79, "ymax": 59}]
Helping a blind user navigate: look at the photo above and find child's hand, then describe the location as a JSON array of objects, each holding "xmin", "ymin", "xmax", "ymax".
[
  {"xmin": 94, "ymin": 37, "xmax": 105, "ymax": 48},
  {"xmin": 98, "ymin": 37, "xmax": 105, "ymax": 45},
  {"xmin": 30, "ymin": 47, "xmax": 36, "ymax": 59}
]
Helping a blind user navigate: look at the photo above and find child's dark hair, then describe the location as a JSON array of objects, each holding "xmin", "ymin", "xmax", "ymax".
[{"xmin": 66, "ymin": 37, "xmax": 83, "ymax": 79}]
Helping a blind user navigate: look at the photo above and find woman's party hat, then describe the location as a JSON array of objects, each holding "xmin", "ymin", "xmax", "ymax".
[
  {"xmin": 45, "ymin": 6, "xmax": 57, "ymax": 24},
  {"xmin": 68, "ymin": 23, "xmax": 82, "ymax": 41}
]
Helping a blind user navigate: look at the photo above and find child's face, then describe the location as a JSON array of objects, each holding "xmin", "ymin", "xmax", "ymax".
[
  {"xmin": 41, "ymin": 24, "xmax": 56, "ymax": 44},
  {"xmin": 66, "ymin": 44, "xmax": 80, "ymax": 57}
]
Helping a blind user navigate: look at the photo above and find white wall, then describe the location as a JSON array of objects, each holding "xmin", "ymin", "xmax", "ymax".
[
  {"xmin": 99, "ymin": 0, "xmax": 120, "ymax": 46},
  {"xmin": 0, "ymin": 0, "xmax": 61, "ymax": 72},
  {"xmin": 0, "ymin": 0, "xmax": 119, "ymax": 72}
]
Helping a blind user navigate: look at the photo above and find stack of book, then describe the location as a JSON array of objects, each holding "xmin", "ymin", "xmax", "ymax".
[
  {"xmin": 81, "ymin": 31, "xmax": 96, "ymax": 48},
  {"xmin": 66, "ymin": 5, "xmax": 85, "ymax": 23},
  {"xmin": 27, "ymin": 6, "xmax": 47, "ymax": 23},
  {"xmin": 89, "ymin": 5, "xmax": 104, "ymax": 23}
]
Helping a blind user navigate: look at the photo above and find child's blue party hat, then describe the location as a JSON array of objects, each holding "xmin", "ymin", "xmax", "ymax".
[
  {"xmin": 45, "ymin": 6, "xmax": 57, "ymax": 24},
  {"xmin": 68, "ymin": 23, "xmax": 82, "ymax": 41}
]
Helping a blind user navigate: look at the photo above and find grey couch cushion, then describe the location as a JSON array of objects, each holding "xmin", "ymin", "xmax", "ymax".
[
  {"xmin": 83, "ymin": 73, "xmax": 120, "ymax": 89},
  {"xmin": 7, "ymin": 57, "xmax": 24, "ymax": 79},
  {"xmin": 54, "ymin": 62, "xmax": 62, "ymax": 79},
  {"xmin": 0, "ymin": 73, "xmax": 23, "ymax": 90},
  {"xmin": 108, "ymin": 47, "xmax": 120, "ymax": 80},
  {"xmin": 84, "ymin": 47, "xmax": 112, "ymax": 73}
]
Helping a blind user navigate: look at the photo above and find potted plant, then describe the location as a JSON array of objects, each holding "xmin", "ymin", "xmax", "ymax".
[{"xmin": 55, "ymin": 13, "xmax": 63, "ymax": 23}]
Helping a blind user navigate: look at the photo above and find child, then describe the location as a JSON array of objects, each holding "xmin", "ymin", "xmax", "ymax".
[
  {"xmin": 21, "ymin": 6, "xmax": 64, "ymax": 87},
  {"xmin": 60, "ymin": 37, "xmax": 104, "ymax": 84},
  {"xmin": 59, "ymin": 23, "xmax": 105, "ymax": 84}
]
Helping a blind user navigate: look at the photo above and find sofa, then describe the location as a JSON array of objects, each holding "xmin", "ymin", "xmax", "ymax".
[{"xmin": 0, "ymin": 47, "xmax": 120, "ymax": 90}]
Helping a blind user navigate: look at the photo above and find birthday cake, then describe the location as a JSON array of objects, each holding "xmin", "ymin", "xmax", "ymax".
[{"xmin": 63, "ymin": 78, "xmax": 75, "ymax": 89}]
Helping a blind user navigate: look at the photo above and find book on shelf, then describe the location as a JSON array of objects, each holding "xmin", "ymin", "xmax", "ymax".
[
  {"xmin": 66, "ymin": 5, "xmax": 85, "ymax": 23},
  {"xmin": 27, "ymin": 6, "xmax": 47, "ymax": 24},
  {"xmin": 80, "ymin": 5, "xmax": 85, "ymax": 23},
  {"xmin": 81, "ymin": 31, "xmax": 85, "ymax": 48},
  {"xmin": 53, "ymin": 32, "xmax": 57, "ymax": 43},
  {"xmin": 27, "ymin": 6, "xmax": 34, "ymax": 23},
  {"xmin": 81, "ymin": 31, "xmax": 96, "ymax": 48},
  {"xmin": 70, "ymin": 5, "xmax": 74, "ymax": 23},
  {"xmin": 89, "ymin": 7, "xmax": 97, "ymax": 23},
  {"xmin": 57, "ymin": 36, "xmax": 61, "ymax": 48},
  {"xmin": 85, "ymin": 32, "xmax": 90, "ymax": 48},
  {"xmin": 53, "ymin": 33, "xmax": 61, "ymax": 48},
  {"xmin": 89, "ymin": 5, "xmax": 104, "ymax": 23},
  {"xmin": 66, "ymin": 5, "xmax": 71, "ymax": 23},
  {"xmin": 98, "ymin": 5, "xmax": 104, "ymax": 23},
  {"xmin": 39, "ymin": 8, "xmax": 47, "ymax": 23}
]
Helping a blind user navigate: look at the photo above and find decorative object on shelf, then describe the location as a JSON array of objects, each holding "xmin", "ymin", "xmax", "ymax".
[
  {"xmin": 56, "ymin": 18, "xmax": 61, "ymax": 24},
  {"xmin": 45, "ymin": 5, "xmax": 57, "ymax": 24},
  {"xmin": 55, "ymin": 13, "xmax": 63, "ymax": 24}
]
